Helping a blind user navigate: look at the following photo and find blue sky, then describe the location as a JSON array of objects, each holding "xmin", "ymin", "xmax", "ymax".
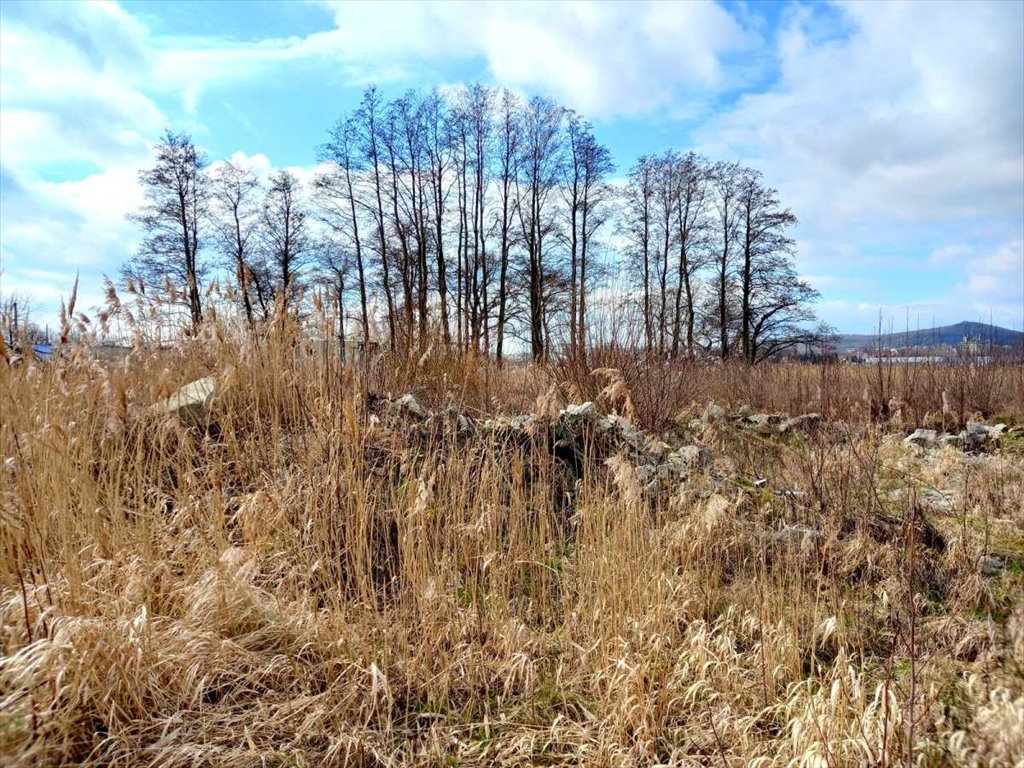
[{"xmin": 1, "ymin": 0, "xmax": 1022, "ymax": 333}]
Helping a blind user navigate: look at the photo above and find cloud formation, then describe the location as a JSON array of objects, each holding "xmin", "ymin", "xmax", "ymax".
[{"xmin": 0, "ymin": 0, "xmax": 1021, "ymax": 332}]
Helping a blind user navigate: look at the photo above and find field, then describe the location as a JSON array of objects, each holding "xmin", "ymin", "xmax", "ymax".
[{"xmin": 2, "ymin": 331, "xmax": 1023, "ymax": 767}]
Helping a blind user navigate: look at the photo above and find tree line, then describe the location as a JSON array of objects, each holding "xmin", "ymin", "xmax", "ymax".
[{"xmin": 124, "ymin": 84, "xmax": 824, "ymax": 363}]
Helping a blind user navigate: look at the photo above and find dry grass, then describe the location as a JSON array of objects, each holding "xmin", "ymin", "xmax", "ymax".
[{"xmin": 1, "ymin": 326, "xmax": 1022, "ymax": 767}]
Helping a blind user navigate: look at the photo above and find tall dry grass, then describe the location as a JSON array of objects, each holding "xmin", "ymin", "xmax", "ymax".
[{"xmin": 1, "ymin": 321, "xmax": 1022, "ymax": 767}]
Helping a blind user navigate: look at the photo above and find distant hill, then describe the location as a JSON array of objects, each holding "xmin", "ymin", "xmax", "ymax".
[{"xmin": 835, "ymin": 321, "xmax": 1024, "ymax": 352}]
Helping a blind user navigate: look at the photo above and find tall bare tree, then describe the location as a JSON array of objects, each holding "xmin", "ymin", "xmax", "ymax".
[
  {"xmin": 355, "ymin": 86, "xmax": 397, "ymax": 351},
  {"xmin": 422, "ymin": 88, "xmax": 453, "ymax": 345},
  {"xmin": 735, "ymin": 169, "xmax": 817, "ymax": 362},
  {"xmin": 381, "ymin": 100, "xmax": 417, "ymax": 343},
  {"xmin": 623, "ymin": 156, "xmax": 656, "ymax": 350},
  {"xmin": 563, "ymin": 113, "xmax": 613, "ymax": 360},
  {"xmin": 517, "ymin": 95, "xmax": 564, "ymax": 362},
  {"xmin": 494, "ymin": 89, "xmax": 522, "ymax": 362},
  {"xmin": 710, "ymin": 160, "xmax": 743, "ymax": 358},
  {"xmin": 125, "ymin": 129, "xmax": 207, "ymax": 332},
  {"xmin": 316, "ymin": 115, "xmax": 371, "ymax": 346},
  {"xmin": 671, "ymin": 152, "xmax": 711, "ymax": 356},
  {"xmin": 261, "ymin": 170, "xmax": 310, "ymax": 313},
  {"xmin": 314, "ymin": 236, "xmax": 353, "ymax": 355},
  {"xmin": 210, "ymin": 159, "xmax": 261, "ymax": 325}
]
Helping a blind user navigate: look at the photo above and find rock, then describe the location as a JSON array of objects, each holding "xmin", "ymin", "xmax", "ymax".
[
  {"xmin": 431, "ymin": 405, "xmax": 472, "ymax": 433},
  {"xmin": 963, "ymin": 422, "xmax": 1008, "ymax": 449},
  {"xmin": 977, "ymin": 554, "xmax": 1005, "ymax": 577},
  {"xmin": 556, "ymin": 402, "xmax": 600, "ymax": 444},
  {"xmin": 635, "ymin": 463, "xmax": 657, "ymax": 487},
  {"xmin": 779, "ymin": 413, "xmax": 822, "ymax": 434},
  {"xmin": 510, "ymin": 414, "xmax": 535, "ymax": 431},
  {"xmin": 746, "ymin": 413, "xmax": 783, "ymax": 429},
  {"xmin": 962, "ymin": 422, "xmax": 991, "ymax": 450},
  {"xmin": 390, "ymin": 393, "xmax": 428, "ymax": 420},
  {"xmin": 939, "ymin": 434, "xmax": 962, "ymax": 448},
  {"xmin": 560, "ymin": 402, "xmax": 599, "ymax": 426},
  {"xmin": 646, "ymin": 439, "xmax": 671, "ymax": 461},
  {"xmin": 160, "ymin": 376, "xmax": 217, "ymax": 427},
  {"xmin": 666, "ymin": 444, "xmax": 712, "ymax": 472},
  {"xmin": 775, "ymin": 489, "xmax": 808, "ymax": 500},
  {"xmin": 905, "ymin": 428, "xmax": 938, "ymax": 447},
  {"xmin": 702, "ymin": 403, "xmax": 726, "ymax": 423},
  {"xmin": 565, "ymin": 402, "xmax": 598, "ymax": 419},
  {"xmin": 597, "ymin": 414, "xmax": 650, "ymax": 457},
  {"xmin": 919, "ymin": 489, "xmax": 953, "ymax": 513}
]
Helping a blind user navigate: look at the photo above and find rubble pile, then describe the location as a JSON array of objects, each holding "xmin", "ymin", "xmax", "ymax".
[
  {"xmin": 903, "ymin": 421, "xmax": 1008, "ymax": 451},
  {"xmin": 386, "ymin": 394, "xmax": 714, "ymax": 494}
]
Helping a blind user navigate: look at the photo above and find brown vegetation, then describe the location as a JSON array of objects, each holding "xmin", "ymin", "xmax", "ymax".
[{"xmin": 1, "ymin": 326, "xmax": 1022, "ymax": 766}]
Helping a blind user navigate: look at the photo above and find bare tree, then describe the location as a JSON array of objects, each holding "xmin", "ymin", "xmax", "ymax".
[
  {"xmin": 125, "ymin": 129, "xmax": 207, "ymax": 332},
  {"xmin": 1, "ymin": 291, "xmax": 42, "ymax": 347},
  {"xmin": 494, "ymin": 89, "xmax": 522, "ymax": 362},
  {"xmin": 464, "ymin": 84, "xmax": 493, "ymax": 352},
  {"xmin": 317, "ymin": 115, "xmax": 371, "ymax": 346},
  {"xmin": 563, "ymin": 113, "xmax": 613, "ymax": 360},
  {"xmin": 261, "ymin": 170, "xmax": 310, "ymax": 313},
  {"xmin": 710, "ymin": 160, "xmax": 743, "ymax": 358},
  {"xmin": 622, "ymin": 156, "xmax": 656, "ymax": 350},
  {"xmin": 517, "ymin": 95, "xmax": 564, "ymax": 362},
  {"xmin": 381, "ymin": 99, "xmax": 417, "ymax": 344},
  {"xmin": 210, "ymin": 159, "xmax": 262, "ymax": 325},
  {"xmin": 671, "ymin": 152, "xmax": 711, "ymax": 356},
  {"xmin": 313, "ymin": 236, "xmax": 353, "ymax": 356},
  {"xmin": 422, "ymin": 88, "xmax": 454, "ymax": 345},
  {"xmin": 735, "ymin": 169, "xmax": 820, "ymax": 362},
  {"xmin": 355, "ymin": 86, "xmax": 397, "ymax": 351}
]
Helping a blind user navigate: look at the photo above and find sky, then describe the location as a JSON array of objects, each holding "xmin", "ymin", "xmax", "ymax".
[{"xmin": 1, "ymin": 0, "xmax": 1022, "ymax": 334}]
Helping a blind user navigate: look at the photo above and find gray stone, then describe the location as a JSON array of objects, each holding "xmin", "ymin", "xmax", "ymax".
[
  {"xmin": 510, "ymin": 414, "xmax": 535, "ymax": 431},
  {"xmin": 390, "ymin": 393, "xmax": 428, "ymax": 420},
  {"xmin": 939, "ymin": 434, "xmax": 962, "ymax": 448},
  {"xmin": 746, "ymin": 413, "xmax": 783, "ymax": 429},
  {"xmin": 559, "ymin": 402, "xmax": 599, "ymax": 435},
  {"xmin": 920, "ymin": 489, "xmax": 952, "ymax": 512},
  {"xmin": 702, "ymin": 403, "xmax": 726, "ymax": 423},
  {"xmin": 963, "ymin": 422, "xmax": 990, "ymax": 449},
  {"xmin": 645, "ymin": 439, "xmax": 671, "ymax": 461},
  {"xmin": 666, "ymin": 444, "xmax": 712, "ymax": 471},
  {"xmin": 963, "ymin": 422, "xmax": 1008, "ymax": 448},
  {"xmin": 977, "ymin": 554, "xmax": 1005, "ymax": 577},
  {"xmin": 779, "ymin": 413, "xmax": 822, "ymax": 434},
  {"xmin": 160, "ymin": 376, "xmax": 217, "ymax": 426},
  {"xmin": 635, "ymin": 464, "xmax": 657, "ymax": 485},
  {"xmin": 562, "ymin": 402, "xmax": 599, "ymax": 421},
  {"xmin": 904, "ymin": 428, "xmax": 938, "ymax": 447}
]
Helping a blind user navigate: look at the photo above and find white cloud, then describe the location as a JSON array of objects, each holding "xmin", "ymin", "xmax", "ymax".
[
  {"xmin": 698, "ymin": 1, "xmax": 1024, "ymax": 225},
  {"xmin": 955, "ymin": 239, "xmax": 1024, "ymax": 322},
  {"xmin": 148, "ymin": 1, "xmax": 753, "ymax": 118},
  {"xmin": 0, "ymin": 1, "xmax": 163, "ymax": 173}
]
